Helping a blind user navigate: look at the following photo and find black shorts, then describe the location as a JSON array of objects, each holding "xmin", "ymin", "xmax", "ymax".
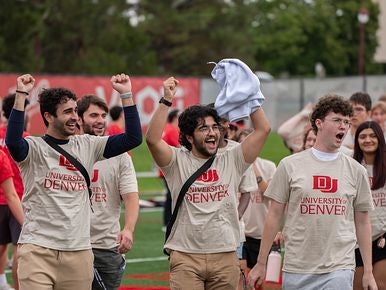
[
  {"xmin": 355, "ymin": 237, "xmax": 386, "ymax": 267},
  {"xmin": 242, "ymin": 237, "xmax": 261, "ymax": 269},
  {"xmin": 92, "ymin": 247, "xmax": 125, "ymax": 290},
  {"xmin": 0, "ymin": 205, "xmax": 21, "ymax": 245}
]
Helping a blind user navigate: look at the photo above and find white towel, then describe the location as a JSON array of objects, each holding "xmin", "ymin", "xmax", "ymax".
[{"xmin": 211, "ymin": 58, "xmax": 265, "ymax": 122}]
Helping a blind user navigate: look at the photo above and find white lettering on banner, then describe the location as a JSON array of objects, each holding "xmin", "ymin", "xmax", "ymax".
[
  {"xmin": 1, "ymin": 74, "xmax": 199, "ymax": 135},
  {"xmin": 135, "ymin": 86, "xmax": 185, "ymax": 126}
]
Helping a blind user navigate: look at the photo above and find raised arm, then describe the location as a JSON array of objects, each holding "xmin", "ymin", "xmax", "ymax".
[
  {"xmin": 146, "ymin": 77, "xmax": 179, "ymax": 167},
  {"xmin": 6, "ymin": 74, "xmax": 35, "ymax": 162},
  {"xmin": 104, "ymin": 74, "xmax": 142, "ymax": 158},
  {"xmin": 240, "ymin": 108, "xmax": 271, "ymax": 164}
]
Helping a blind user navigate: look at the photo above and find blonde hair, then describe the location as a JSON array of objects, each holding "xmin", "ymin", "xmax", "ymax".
[{"xmin": 371, "ymin": 101, "xmax": 386, "ymax": 114}]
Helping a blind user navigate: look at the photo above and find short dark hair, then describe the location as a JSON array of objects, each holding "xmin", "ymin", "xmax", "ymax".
[
  {"xmin": 2, "ymin": 93, "xmax": 29, "ymax": 120},
  {"xmin": 353, "ymin": 121, "xmax": 386, "ymax": 190},
  {"xmin": 77, "ymin": 95, "xmax": 108, "ymax": 119},
  {"xmin": 109, "ymin": 105, "xmax": 123, "ymax": 121},
  {"xmin": 350, "ymin": 92, "xmax": 372, "ymax": 111},
  {"xmin": 167, "ymin": 109, "xmax": 179, "ymax": 123},
  {"xmin": 39, "ymin": 88, "xmax": 77, "ymax": 127},
  {"xmin": 178, "ymin": 105, "xmax": 221, "ymax": 151},
  {"xmin": 310, "ymin": 94, "xmax": 353, "ymax": 134}
]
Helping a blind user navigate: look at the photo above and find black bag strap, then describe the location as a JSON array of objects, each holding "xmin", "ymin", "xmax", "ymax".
[
  {"xmin": 164, "ymin": 154, "xmax": 216, "ymax": 255},
  {"xmin": 42, "ymin": 136, "xmax": 93, "ymax": 204}
]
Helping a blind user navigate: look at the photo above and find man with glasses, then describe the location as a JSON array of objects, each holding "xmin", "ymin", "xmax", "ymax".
[
  {"xmin": 248, "ymin": 94, "xmax": 377, "ymax": 290},
  {"xmin": 342, "ymin": 92, "xmax": 372, "ymax": 149},
  {"xmin": 146, "ymin": 77, "xmax": 270, "ymax": 289}
]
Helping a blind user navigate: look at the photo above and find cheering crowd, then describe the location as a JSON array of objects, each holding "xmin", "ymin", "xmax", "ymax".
[{"xmin": 0, "ymin": 58, "xmax": 385, "ymax": 290}]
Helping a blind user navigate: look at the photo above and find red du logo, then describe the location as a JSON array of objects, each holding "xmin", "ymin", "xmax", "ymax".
[
  {"xmin": 59, "ymin": 155, "xmax": 78, "ymax": 171},
  {"xmin": 313, "ymin": 176, "xmax": 338, "ymax": 193},
  {"xmin": 197, "ymin": 169, "xmax": 219, "ymax": 182},
  {"xmin": 91, "ymin": 169, "xmax": 99, "ymax": 182}
]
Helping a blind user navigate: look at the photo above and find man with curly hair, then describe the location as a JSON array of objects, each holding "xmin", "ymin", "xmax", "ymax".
[
  {"xmin": 248, "ymin": 94, "xmax": 377, "ymax": 290},
  {"xmin": 146, "ymin": 77, "xmax": 270, "ymax": 290}
]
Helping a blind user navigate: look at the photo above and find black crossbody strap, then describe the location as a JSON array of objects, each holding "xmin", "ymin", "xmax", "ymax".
[
  {"xmin": 164, "ymin": 154, "xmax": 216, "ymax": 255},
  {"xmin": 42, "ymin": 136, "xmax": 93, "ymax": 203}
]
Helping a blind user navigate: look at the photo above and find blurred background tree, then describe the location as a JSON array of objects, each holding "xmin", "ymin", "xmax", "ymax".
[{"xmin": 0, "ymin": 0, "xmax": 382, "ymax": 77}]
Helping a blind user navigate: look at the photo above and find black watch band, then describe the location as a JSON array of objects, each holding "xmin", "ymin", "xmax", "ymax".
[
  {"xmin": 256, "ymin": 176, "xmax": 263, "ymax": 184},
  {"xmin": 159, "ymin": 97, "xmax": 172, "ymax": 107}
]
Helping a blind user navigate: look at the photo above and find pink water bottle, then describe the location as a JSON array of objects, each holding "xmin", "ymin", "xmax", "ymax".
[{"xmin": 265, "ymin": 245, "xmax": 282, "ymax": 283}]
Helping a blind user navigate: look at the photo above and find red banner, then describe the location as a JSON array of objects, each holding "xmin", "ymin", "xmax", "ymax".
[{"xmin": 0, "ymin": 74, "xmax": 200, "ymax": 135}]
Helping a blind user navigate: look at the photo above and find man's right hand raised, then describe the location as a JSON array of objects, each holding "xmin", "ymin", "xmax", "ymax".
[
  {"xmin": 17, "ymin": 74, "xmax": 35, "ymax": 94},
  {"xmin": 163, "ymin": 77, "xmax": 179, "ymax": 101}
]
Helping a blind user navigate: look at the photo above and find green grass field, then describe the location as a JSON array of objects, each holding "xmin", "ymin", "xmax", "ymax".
[{"xmin": 6, "ymin": 132, "xmax": 289, "ymax": 289}]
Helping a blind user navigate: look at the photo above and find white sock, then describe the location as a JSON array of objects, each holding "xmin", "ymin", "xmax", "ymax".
[{"xmin": 0, "ymin": 273, "xmax": 7, "ymax": 284}]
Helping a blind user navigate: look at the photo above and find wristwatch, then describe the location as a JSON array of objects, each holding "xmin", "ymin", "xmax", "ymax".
[
  {"xmin": 256, "ymin": 176, "xmax": 263, "ymax": 184},
  {"xmin": 159, "ymin": 97, "xmax": 172, "ymax": 107}
]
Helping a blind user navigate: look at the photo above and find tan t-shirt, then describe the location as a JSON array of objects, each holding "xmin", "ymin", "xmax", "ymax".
[
  {"xmin": 364, "ymin": 164, "xmax": 386, "ymax": 240},
  {"xmin": 217, "ymin": 139, "xmax": 257, "ymax": 194},
  {"xmin": 265, "ymin": 149, "xmax": 373, "ymax": 274},
  {"xmin": 162, "ymin": 145, "xmax": 250, "ymax": 254},
  {"xmin": 244, "ymin": 157, "xmax": 276, "ymax": 239},
  {"xmin": 90, "ymin": 153, "xmax": 138, "ymax": 249},
  {"xmin": 19, "ymin": 135, "xmax": 108, "ymax": 251},
  {"xmin": 218, "ymin": 139, "xmax": 258, "ymax": 243}
]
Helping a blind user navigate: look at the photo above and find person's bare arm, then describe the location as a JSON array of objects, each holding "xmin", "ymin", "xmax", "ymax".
[
  {"xmin": 248, "ymin": 200, "xmax": 285, "ymax": 288},
  {"xmin": 146, "ymin": 77, "xmax": 179, "ymax": 167},
  {"xmin": 237, "ymin": 192, "xmax": 250, "ymax": 220},
  {"xmin": 2, "ymin": 178, "xmax": 23, "ymax": 225},
  {"xmin": 240, "ymin": 108, "xmax": 270, "ymax": 164},
  {"xmin": 117, "ymin": 192, "xmax": 139, "ymax": 254},
  {"xmin": 355, "ymin": 211, "xmax": 378, "ymax": 290}
]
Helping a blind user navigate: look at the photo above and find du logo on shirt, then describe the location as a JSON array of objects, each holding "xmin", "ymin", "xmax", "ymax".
[
  {"xmin": 59, "ymin": 155, "xmax": 78, "ymax": 171},
  {"xmin": 313, "ymin": 175, "xmax": 338, "ymax": 193},
  {"xmin": 197, "ymin": 169, "xmax": 219, "ymax": 182}
]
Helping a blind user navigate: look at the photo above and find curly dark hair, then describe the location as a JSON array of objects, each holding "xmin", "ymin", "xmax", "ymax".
[
  {"xmin": 353, "ymin": 121, "xmax": 386, "ymax": 190},
  {"xmin": 178, "ymin": 105, "xmax": 221, "ymax": 151},
  {"xmin": 310, "ymin": 94, "xmax": 353, "ymax": 134},
  {"xmin": 39, "ymin": 88, "xmax": 77, "ymax": 127},
  {"xmin": 109, "ymin": 105, "xmax": 123, "ymax": 121},
  {"xmin": 2, "ymin": 93, "xmax": 29, "ymax": 120}
]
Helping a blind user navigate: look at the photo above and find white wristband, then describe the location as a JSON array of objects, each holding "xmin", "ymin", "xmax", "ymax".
[{"xmin": 120, "ymin": 92, "xmax": 133, "ymax": 99}]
